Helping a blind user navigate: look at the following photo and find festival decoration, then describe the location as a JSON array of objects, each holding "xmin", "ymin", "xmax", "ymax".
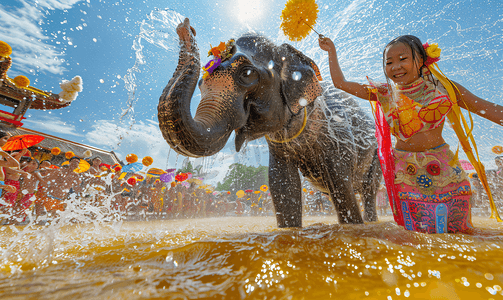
[
  {"xmin": 302, "ymin": 188, "xmax": 307, "ymax": 193},
  {"xmin": 74, "ymin": 159, "xmax": 91, "ymax": 173},
  {"xmin": 125, "ymin": 153, "xmax": 138, "ymax": 164},
  {"xmin": 83, "ymin": 150, "xmax": 93, "ymax": 158},
  {"xmin": 147, "ymin": 168, "xmax": 166, "ymax": 176},
  {"xmin": 121, "ymin": 162, "xmax": 143, "ymax": 173},
  {"xmin": 202, "ymin": 39, "xmax": 235, "ymax": 79},
  {"xmin": 227, "ymin": 191, "xmax": 231, "ymax": 195},
  {"xmin": 423, "ymin": 43, "xmax": 441, "ymax": 66},
  {"xmin": 99, "ymin": 163, "xmax": 111, "ymax": 171},
  {"xmin": 280, "ymin": 0, "xmax": 320, "ymax": 42},
  {"xmin": 260, "ymin": 185, "xmax": 268, "ymax": 192},
  {"xmin": 51, "ymin": 147, "xmax": 61, "ymax": 156},
  {"xmin": 58, "ymin": 76, "xmax": 83, "ymax": 102},
  {"xmin": 127, "ymin": 177, "xmax": 137, "ymax": 186},
  {"xmin": 309, "ymin": 191, "xmax": 314, "ymax": 195},
  {"xmin": 186, "ymin": 178, "xmax": 203, "ymax": 185},
  {"xmin": 459, "ymin": 160, "xmax": 475, "ymax": 171},
  {"xmin": 113, "ymin": 165, "xmax": 122, "ymax": 173},
  {"xmin": 13, "ymin": 75, "xmax": 30, "ymax": 88},
  {"xmin": 175, "ymin": 172, "xmax": 189, "ymax": 182},
  {"xmin": 170, "ymin": 182, "xmax": 177, "ymax": 188},
  {"xmin": 254, "ymin": 191, "xmax": 260, "ymax": 194},
  {"xmin": 142, "ymin": 156, "xmax": 153, "ymax": 166},
  {"xmin": 0, "ymin": 41, "xmax": 12, "ymax": 57},
  {"xmin": 65, "ymin": 151, "xmax": 75, "ymax": 159},
  {"xmin": 236, "ymin": 190, "xmax": 245, "ymax": 198},
  {"xmin": 2, "ymin": 134, "xmax": 44, "ymax": 151},
  {"xmin": 160, "ymin": 172, "xmax": 174, "ymax": 183},
  {"xmin": 492, "ymin": 145, "xmax": 503, "ymax": 155},
  {"xmin": 245, "ymin": 189, "xmax": 253, "ymax": 193}
]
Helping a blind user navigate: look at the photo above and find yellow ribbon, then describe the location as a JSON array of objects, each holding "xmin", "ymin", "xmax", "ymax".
[
  {"xmin": 265, "ymin": 107, "xmax": 307, "ymax": 143},
  {"xmin": 428, "ymin": 62, "xmax": 501, "ymax": 221}
]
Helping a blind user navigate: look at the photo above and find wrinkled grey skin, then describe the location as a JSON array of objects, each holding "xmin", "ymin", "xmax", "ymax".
[{"xmin": 158, "ymin": 18, "xmax": 382, "ymax": 227}]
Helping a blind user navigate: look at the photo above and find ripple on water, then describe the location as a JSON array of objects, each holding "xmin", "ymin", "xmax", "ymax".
[{"xmin": 0, "ymin": 216, "xmax": 502, "ymax": 299}]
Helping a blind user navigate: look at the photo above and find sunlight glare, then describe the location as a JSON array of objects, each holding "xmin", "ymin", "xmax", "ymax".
[{"xmin": 232, "ymin": 0, "xmax": 266, "ymax": 24}]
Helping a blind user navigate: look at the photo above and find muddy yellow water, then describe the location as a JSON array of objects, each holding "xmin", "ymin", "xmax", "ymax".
[{"xmin": 1, "ymin": 216, "xmax": 502, "ymax": 299}]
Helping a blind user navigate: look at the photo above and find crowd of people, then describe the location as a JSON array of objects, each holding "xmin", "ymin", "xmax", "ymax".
[{"xmin": 0, "ymin": 130, "xmax": 289, "ymax": 225}]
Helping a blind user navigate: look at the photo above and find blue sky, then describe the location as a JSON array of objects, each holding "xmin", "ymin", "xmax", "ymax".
[{"xmin": 0, "ymin": 0, "xmax": 502, "ymax": 183}]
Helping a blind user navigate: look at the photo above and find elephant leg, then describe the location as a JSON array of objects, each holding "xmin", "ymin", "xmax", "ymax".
[
  {"xmin": 328, "ymin": 179, "xmax": 364, "ymax": 224},
  {"xmin": 269, "ymin": 153, "xmax": 302, "ymax": 228},
  {"xmin": 361, "ymin": 150, "xmax": 381, "ymax": 222}
]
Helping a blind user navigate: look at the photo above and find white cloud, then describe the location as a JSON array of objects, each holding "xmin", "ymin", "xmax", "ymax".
[
  {"xmin": 23, "ymin": 115, "xmax": 83, "ymax": 136},
  {"xmin": 0, "ymin": 0, "xmax": 82, "ymax": 75}
]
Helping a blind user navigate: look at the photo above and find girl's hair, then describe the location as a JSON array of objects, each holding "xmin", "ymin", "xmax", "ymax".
[
  {"xmin": 382, "ymin": 35, "xmax": 428, "ymax": 86},
  {"xmin": 0, "ymin": 131, "xmax": 9, "ymax": 139}
]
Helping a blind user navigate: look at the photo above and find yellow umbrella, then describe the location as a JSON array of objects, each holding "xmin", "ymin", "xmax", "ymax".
[{"xmin": 280, "ymin": 0, "xmax": 321, "ymax": 42}]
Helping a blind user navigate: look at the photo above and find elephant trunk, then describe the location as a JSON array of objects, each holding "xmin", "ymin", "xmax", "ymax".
[{"xmin": 158, "ymin": 20, "xmax": 240, "ymax": 157}]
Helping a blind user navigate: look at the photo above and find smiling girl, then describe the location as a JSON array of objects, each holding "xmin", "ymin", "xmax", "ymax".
[{"xmin": 319, "ymin": 35, "xmax": 503, "ymax": 233}]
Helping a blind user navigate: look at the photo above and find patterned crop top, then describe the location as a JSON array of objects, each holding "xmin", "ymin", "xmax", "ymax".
[{"xmin": 367, "ymin": 72, "xmax": 453, "ymax": 142}]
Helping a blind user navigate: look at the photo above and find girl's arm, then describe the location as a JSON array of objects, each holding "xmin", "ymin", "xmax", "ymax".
[
  {"xmin": 453, "ymin": 81, "xmax": 503, "ymax": 126},
  {"xmin": 319, "ymin": 37, "xmax": 373, "ymax": 100}
]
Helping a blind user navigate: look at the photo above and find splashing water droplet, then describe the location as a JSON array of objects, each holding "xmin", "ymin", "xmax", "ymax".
[
  {"xmin": 99, "ymin": 79, "xmax": 104, "ymax": 83},
  {"xmin": 292, "ymin": 71, "xmax": 302, "ymax": 81},
  {"xmin": 268, "ymin": 61, "xmax": 274, "ymax": 69}
]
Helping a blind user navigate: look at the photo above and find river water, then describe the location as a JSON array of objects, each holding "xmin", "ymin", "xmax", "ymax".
[{"xmin": 1, "ymin": 215, "xmax": 502, "ymax": 299}]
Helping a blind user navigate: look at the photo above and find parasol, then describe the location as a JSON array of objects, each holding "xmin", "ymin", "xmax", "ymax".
[
  {"xmin": 2, "ymin": 134, "xmax": 45, "ymax": 151},
  {"xmin": 160, "ymin": 172, "xmax": 175, "ymax": 183},
  {"xmin": 280, "ymin": 0, "xmax": 321, "ymax": 42},
  {"xmin": 121, "ymin": 162, "xmax": 143, "ymax": 173},
  {"xmin": 147, "ymin": 168, "xmax": 166, "ymax": 177},
  {"xmin": 459, "ymin": 160, "xmax": 474, "ymax": 171}
]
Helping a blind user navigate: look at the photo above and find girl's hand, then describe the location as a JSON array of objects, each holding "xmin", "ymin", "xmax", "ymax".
[{"xmin": 319, "ymin": 37, "xmax": 335, "ymax": 52}]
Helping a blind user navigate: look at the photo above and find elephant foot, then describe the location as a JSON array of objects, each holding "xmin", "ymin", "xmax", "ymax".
[{"xmin": 275, "ymin": 212, "xmax": 302, "ymax": 228}]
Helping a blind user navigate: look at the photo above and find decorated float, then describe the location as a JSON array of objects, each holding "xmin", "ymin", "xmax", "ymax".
[{"xmin": 0, "ymin": 41, "xmax": 119, "ymax": 165}]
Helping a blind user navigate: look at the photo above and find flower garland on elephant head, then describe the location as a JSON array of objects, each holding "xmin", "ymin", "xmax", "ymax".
[{"xmin": 202, "ymin": 39, "xmax": 235, "ymax": 79}]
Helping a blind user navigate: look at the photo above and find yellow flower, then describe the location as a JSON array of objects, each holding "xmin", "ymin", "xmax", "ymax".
[
  {"xmin": 0, "ymin": 41, "xmax": 12, "ymax": 57},
  {"xmin": 426, "ymin": 43, "xmax": 441, "ymax": 58},
  {"xmin": 13, "ymin": 75, "xmax": 30, "ymax": 88},
  {"xmin": 280, "ymin": 0, "xmax": 319, "ymax": 42}
]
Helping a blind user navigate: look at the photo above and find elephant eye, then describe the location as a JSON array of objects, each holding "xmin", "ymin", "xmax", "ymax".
[{"xmin": 239, "ymin": 67, "xmax": 259, "ymax": 86}]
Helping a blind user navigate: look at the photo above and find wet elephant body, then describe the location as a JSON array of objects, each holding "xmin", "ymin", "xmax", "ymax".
[{"xmin": 159, "ymin": 19, "xmax": 381, "ymax": 227}]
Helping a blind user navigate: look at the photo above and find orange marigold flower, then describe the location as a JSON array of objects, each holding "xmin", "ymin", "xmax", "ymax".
[
  {"xmin": 126, "ymin": 153, "xmax": 138, "ymax": 164},
  {"xmin": 13, "ymin": 75, "xmax": 30, "ymax": 88},
  {"xmin": 51, "ymin": 147, "xmax": 61, "ymax": 156}
]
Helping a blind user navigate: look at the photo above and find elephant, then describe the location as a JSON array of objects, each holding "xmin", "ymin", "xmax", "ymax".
[{"xmin": 158, "ymin": 18, "xmax": 382, "ymax": 228}]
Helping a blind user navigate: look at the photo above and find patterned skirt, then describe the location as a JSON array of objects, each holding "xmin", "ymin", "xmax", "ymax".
[{"xmin": 393, "ymin": 143, "xmax": 472, "ymax": 233}]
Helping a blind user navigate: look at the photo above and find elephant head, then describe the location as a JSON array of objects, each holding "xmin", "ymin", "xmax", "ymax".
[{"xmin": 158, "ymin": 18, "xmax": 323, "ymax": 158}]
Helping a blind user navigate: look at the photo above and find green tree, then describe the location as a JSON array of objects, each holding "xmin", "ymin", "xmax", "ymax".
[{"xmin": 217, "ymin": 163, "xmax": 268, "ymax": 192}]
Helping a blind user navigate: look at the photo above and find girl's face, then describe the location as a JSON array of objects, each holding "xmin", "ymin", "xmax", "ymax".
[
  {"xmin": 385, "ymin": 43, "xmax": 423, "ymax": 85},
  {"xmin": 0, "ymin": 135, "xmax": 10, "ymax": 147}
]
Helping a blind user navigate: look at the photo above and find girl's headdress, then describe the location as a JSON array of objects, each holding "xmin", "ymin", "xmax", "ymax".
[{"xmin": 422, "ymin": 43, "xmax": 441, "ymax": 66}]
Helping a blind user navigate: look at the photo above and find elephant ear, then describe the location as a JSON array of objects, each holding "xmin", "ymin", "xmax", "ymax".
[{"xmin": 277, "ymin": 44, "xmax": 323, "ymax": 115}]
